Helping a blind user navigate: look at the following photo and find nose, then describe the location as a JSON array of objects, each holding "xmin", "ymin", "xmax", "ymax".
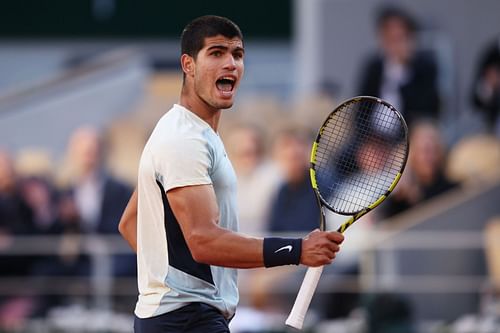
[{"xmin": 223, "ymin": 55, "xmax": 237, "ymax": 71}]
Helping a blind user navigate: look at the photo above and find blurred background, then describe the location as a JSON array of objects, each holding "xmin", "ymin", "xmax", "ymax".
[{"xmin": 0, "ymin": 0, "xmax": 499, "ymax": 332}]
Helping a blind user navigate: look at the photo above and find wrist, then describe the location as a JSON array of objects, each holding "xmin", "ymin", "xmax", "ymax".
[{"xmin": 263, "ymin": 237, "xmax": 302, "ymax": 267}]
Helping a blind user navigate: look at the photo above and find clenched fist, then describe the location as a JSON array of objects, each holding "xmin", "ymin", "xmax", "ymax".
[{"xmin": 300, "ymin": 229, "xmax": 344, "ymax": 267}]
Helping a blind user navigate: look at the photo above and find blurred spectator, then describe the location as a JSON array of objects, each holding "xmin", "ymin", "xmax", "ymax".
[
  {"xmin": 268, "ymin": 127, "xmax": 318, "ymax": 232},
  {"xmin": 1, "ymin": 150, "xmax": 91, "ymax": 322},
  {"xmin": 0, "ymin": 150, "xmax": 35, "ymax": 277},
  {"xmin": 0, "ymin": 149, "xmax": 33, "ymax": 237},
  {"xmin": 15, "ymin": 148, "xmax": 54, "ymax": 181},
  {"xmin": 382, "ymin": 120, "xmax": 457, "ymax": 218},
  {"xmin": 61, "ymin": 126, "xmax": 134, "ymax": 276},
  {"xmin": 0, "ymin": 149, "xmax": 89, "ymax": 327},
  {"xmin": 471, "ymin": 36, "xmax": 500, "ymax": 136},
  {"xmin": 28, "ymin": 190, "xmax": 89, "ymax": 319},
  {"xmin": 357, "ymin": 5, "xmax": 440, "ymax": 126},
  {"xmin": 225, "ymin": 126, "xmax": 288, "ymax": 322},
  {"xmin": 0, "ymin": 150, "xmax": 36, "ymax": 330},
  {"xmin": 333, "ymin": 137, "xmax": 401, "ymax": 213},
  {"xmin": 321, "ymin": 139, "xmax": 389, "ymax": 320},
  {"xmin": 225, "ymin": 124, "xmax": 281, "ymax": 234},
  {"xmin": 18, "ymin": 177, "xmax": 59, "ymax": 235},
  {"xmin": 446, "ymin": 134, "xmax": 500, "ymax": 184}
]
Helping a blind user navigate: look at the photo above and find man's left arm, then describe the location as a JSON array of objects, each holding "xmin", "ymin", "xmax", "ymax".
[{"xmin": 118, "ymin": 188, "xmax": 138, "ymax": 253}]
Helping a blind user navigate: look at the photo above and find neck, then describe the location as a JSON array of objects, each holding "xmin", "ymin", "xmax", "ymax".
[{"xmin": 180, "ymin": 86, "xmax": 221, "ymax": 132}]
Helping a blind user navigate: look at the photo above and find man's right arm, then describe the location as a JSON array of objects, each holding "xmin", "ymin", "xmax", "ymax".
[
  {"xmin": 117, "ymin": 184, "xmax": 344, "ymax": 267},
  {"xmin": 167, "ymin": 184, "xmax": 343, "ymax": 269}
]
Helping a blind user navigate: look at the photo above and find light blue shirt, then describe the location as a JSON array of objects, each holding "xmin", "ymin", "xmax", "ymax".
[{"xmin": 135, "ymin": 104, "xmax": 239, "ymax": 319}]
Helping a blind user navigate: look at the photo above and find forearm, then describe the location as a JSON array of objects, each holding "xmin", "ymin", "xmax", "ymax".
[
  {"xmin": 188, "ymin": 226, "xmax": 264, "ymax": 268},
  {"xmin": 167, "ymin": 185, "xmax": 338, "ymax": 269},
  {"xmin": 120, "ymin": 219, "xmax": 137, "ymax": 253},
  {"xmin": 189, "ymin": 226, "xmax": 342, "ymax": 269}
]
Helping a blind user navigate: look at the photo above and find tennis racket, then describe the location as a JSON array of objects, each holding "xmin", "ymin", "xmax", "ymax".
[{"xmin": 285, "ymin": 96, "xmax": 409, "ymax": 329}]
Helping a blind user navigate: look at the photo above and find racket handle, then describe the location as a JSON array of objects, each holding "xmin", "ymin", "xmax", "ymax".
[{"xmin": 285, "ymin": 266, "xmax": 324, "ymax": 329}]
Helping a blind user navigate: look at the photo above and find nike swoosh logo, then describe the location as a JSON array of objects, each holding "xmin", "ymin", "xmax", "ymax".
[{"xmin": 275, "ymin": 245, "xmax": 293, "ymax": 253}]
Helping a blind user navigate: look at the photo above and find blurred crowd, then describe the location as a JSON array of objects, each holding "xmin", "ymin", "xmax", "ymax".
[
  {"xmin": 0, "ymin": 127, "xmax": 134, "ymax": 330},
  {"xmin": 0, "ymin": 4, "xmax": 499, "ymax": 333},
  {"xmin": 225, "ymin": 6, "xmax": 500, "ymax": 332}
]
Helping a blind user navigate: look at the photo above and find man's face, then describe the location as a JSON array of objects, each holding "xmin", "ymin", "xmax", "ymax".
[
  {"xmin": 189, "ymin": 35, "xmax": 244, "ymax": 110},
  {"xmin": 275, "ymin": 135, "xmax": 309, "ymax": 183},
  {"xmin": 379, "ymin": 17, "xmax": 414, "ymax": 64},
  {"xmin": 409, "ymin": 125, "xmax": 442, "ymax": 180}
]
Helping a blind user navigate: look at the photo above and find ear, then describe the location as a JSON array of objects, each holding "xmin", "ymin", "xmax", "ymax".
[{"xmin": 181, "ymin": 54, "xmax": 195, "ymax": 78}]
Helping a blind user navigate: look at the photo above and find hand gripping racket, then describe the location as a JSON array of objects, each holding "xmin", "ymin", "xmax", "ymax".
[{"xmin": 285, "ymin": 96, "xmax": 409, "ymax": 329}]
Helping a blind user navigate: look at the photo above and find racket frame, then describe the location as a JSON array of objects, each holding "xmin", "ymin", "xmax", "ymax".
[
  {"xmin": 286, "ymin": 96, "xmax": 409, "ymax": 329},
  {"xmin": 311, "ymin": 96, "xmax": 408, "ymax": 232}
]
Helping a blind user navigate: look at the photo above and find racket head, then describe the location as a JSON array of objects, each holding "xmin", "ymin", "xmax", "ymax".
[{"xmin": 310, "ymin": 96, "xmax": 409, "ymax": 220}]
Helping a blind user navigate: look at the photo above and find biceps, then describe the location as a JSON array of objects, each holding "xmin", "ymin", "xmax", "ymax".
[{"xmin": 166, "ymin": 185, "xmax": 220, "ymax": 237}]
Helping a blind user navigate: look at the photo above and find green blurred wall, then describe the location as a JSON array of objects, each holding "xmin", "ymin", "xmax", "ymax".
[{"xmin": 0, "ymin": 0, "xmax": 292, "ymax": 39}]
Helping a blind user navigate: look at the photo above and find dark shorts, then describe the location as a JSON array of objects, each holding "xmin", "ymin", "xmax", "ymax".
[{"xmin": 134, "ymin": 303, "xmax": 230, "ymax": 333}]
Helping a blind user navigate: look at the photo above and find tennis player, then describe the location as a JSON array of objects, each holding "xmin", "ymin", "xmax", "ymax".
[{"xmin": 118, "ymin": 15, "xmax": 344, "ymax": 333}]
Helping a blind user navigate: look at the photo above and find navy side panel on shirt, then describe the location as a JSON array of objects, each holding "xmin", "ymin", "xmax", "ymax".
[{"xmin": 156, "ymin": 180, "xmax": 214, "ymax": 285}]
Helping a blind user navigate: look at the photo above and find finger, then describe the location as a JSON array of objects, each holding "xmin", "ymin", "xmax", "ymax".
[
  {"xmin": 323, "ymin": 241, "xmax": 340, "ymax": 253},
  {"xmin": 323, "ymin": 249, "xmax": 336, "ymax": 259},
  {"xmin": 323, "ymin": 258, "xmax": 333, "ymax": 265},
  {"xmin": 313, "ymin": 257, "xmax": 329, "ymax": 266},
  {"xmin": 326, "ymin": 231, "xmax": 344, "ymax": 244}
]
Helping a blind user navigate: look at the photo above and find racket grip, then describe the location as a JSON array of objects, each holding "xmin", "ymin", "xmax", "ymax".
[{"xmin": 285, "ymin": 266, "xmax": 324, "ymax": 329}]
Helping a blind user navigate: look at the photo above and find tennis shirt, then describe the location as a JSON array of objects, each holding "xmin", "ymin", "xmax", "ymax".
[{"xmin": 134, "ymin": 104, "xmax": 239, "ymax": 320}]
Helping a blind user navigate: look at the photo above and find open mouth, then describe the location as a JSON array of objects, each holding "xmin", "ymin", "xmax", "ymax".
[{"xmin": 216, "ymin": 76, "xmax": 236, "ymax": 95}]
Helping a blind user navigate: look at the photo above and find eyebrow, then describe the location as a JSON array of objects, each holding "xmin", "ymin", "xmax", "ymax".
[{"xmin": 206, "ymin": 44, "xmax": 245, "ymax": 54}]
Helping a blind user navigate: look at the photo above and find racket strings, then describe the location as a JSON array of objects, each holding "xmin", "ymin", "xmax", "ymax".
[{"xmin": 314, "ymin": 99, "xmax": 407, "ymax": 214}]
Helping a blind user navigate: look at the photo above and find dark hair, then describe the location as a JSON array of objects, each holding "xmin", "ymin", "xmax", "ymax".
[
  {"xmin": 181, "ymin": 15, "xmax": 243, "ymax": 59},
  {"xmin": 376, "ymin": 6, "xmax": 417, "ymax": 35}
]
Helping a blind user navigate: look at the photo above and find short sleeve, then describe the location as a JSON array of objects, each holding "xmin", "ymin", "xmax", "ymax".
[{"xmin": 155, "ymin": 136, "xmax": 213, "ymax": 192}]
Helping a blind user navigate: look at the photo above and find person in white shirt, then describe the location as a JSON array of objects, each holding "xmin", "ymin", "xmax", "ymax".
[{"xmin": 118, "ymin": 15, "xmax": 344, "ymax": 333}]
